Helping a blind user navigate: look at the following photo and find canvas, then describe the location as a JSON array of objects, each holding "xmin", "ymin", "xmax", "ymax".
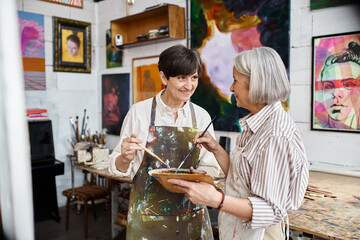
[
  {"xmin": 132, "ymin": 56, "xmax": 164, "ymax": 103},
  {"xmin": 312, "ymin": 32, "xmax": 360, "ymax": 133},
  {"xmin": 102, "ymin": 73, "xmax": 130, "ymax": 135},
  {"xmin": 106, "ymin": 29, "xmax": 123, "ymax": 68},
  {"xmin": 53, "ymin": 17, "xmax": 91, "ymax": 73},
  {"xmin": 310, "ymin": 0, "xmax": 357, "ymax": 10},
  {"xmin": 191, "ymin": 0, "xmax": 290, "ymax": 132},
  {"xmin": 18, "ymin": 11, "xmax": 45, "ymax": 90}
]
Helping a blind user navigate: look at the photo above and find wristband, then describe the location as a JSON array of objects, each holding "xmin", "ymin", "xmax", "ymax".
[{"xmin": 215, "ymin": 190, "xmax": 225, "ymax": 210}]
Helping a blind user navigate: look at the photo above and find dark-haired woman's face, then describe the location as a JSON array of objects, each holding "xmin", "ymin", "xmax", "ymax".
[
  {"xmin": 162, "ymin": 72, "xmax": 199, "ymax": 104},
  {"xmin": 321, "ymin": 62, "xmax": 360, "ymax": 122}
]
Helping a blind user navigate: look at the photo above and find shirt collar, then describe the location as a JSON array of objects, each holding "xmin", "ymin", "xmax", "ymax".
[
  {"xmin": 245, "ymin": 101, "xmax": 282, "ymax": 133},
  {"xmin": 156, "ymin": 89, "xmax": 188, "ymax": 117}
]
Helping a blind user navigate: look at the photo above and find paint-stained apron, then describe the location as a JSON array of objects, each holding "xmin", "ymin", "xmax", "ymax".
[
  {"xmin": 126, "ymin": 97, "xmax": 213, "ymax": 240},
  {"xmin": 218, "ymin": 134, "xmax": 283, "ymax": 240}
]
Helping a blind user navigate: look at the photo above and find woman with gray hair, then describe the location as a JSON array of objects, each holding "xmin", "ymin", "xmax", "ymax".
[{"xmin": 168, "ymin": 47, "xmax": 309, "ymax": 239}]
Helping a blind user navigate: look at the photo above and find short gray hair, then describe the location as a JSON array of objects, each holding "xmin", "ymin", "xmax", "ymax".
[{"xmin": 233, "ymin": 47, "xmax": 290, "ymax": 104}]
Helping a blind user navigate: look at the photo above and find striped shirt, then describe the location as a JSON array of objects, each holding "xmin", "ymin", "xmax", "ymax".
[{"xmin": 236, "ymin": 101, "xmax": 309, "ymax": 228}]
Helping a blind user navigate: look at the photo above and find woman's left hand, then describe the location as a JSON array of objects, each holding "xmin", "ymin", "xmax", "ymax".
[{"xmin": 167, "ymin": 178, "xmax": 222, "ymax": 208}]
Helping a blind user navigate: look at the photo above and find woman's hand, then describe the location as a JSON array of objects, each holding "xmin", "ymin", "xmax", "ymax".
[
  {"xmin": 115, "ymin": 134, "xmax": 142, "ymax": 172},
  {"xmin": 194, "ymin": 131, "xmax": 221, "ymax": 153},
  {"xmin": 167, "ymin": 178, "xmax": 223, "ymax": 208},
  {"xmin": 121, "ymin": 134, "xmax": 142, "ymax": 162}
]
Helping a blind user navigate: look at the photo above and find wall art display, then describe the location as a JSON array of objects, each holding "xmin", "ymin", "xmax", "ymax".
[
  {"xmin": 312, "ymin": 31, "xmax": 360, "ymax": 133},
  {"xmin": 191, "ymin": 0, "xmax": 290, "ymax": 132},
  {"xmin": 132, "ymin": 56, "xmax": 164, "ymax": 103},
  {"xmin": 102, "ymin": 73, "xmax": 130, "ymax": 135},
  {"xmin": 310, "ymin": 0, "xmax": 357, "ymax": 10},
  {"xmin": 106, "ymin": 29, "xmax": 123, "ymax": 68},
  {"xmin": 41, "ymin": 0, "xmax": 83, "ymax": 8},
  {"xmin": 18, "ymin": 11, "xmax": 45, "ymax": 90},
  {"xmin": 53, "ymin": 17, "xmax": 91, "ymax": 73}
]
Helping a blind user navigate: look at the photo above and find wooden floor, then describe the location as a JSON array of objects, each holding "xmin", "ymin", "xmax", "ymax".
[
  {"xmin": 34, "ymin": 202, "xmax": 119, "ymax": 240},
  {"xmin": 34, "ymin": 204, "xmax": 220, "ymax": 240}
]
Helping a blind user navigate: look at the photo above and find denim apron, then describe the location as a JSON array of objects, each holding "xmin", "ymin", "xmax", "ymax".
[{"xmin": 126, "ymin": 97, "xmax": 213, "ymax": 240}]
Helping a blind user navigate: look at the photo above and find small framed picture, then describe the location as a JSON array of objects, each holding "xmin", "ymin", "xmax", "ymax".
[
  {"xmin": 41, "ymin": 0, "xmax": 83, "ymax": 8},
  {"xmin": 102, "ymin": 73, "xmax": 130, "ymax": 135},
  {"xmin": 53, "ymin": 17, "xmax": 91, "ymax": 73},
  {"xmin": 311, "ymin": 31, "xmax": 360, "ymax": 133},
  {"xmin": 132, "ymin": 55, "xmax": 164, "ymax": 103}
]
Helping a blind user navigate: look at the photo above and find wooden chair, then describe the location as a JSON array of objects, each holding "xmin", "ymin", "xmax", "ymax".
[{"xmin": 62, "ymin": 154, "xmax": 109, "ymax": 238}]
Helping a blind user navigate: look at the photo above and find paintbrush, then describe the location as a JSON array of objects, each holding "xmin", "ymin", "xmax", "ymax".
[
  {"xmin": 76, "ymin": 116, "xmax": 80, "ymax": 142},
  {"xmin": 125, "ymin": 134, "xmax": 169, "ymax": 168},
  {"xmin": 69, "ymin": 117, "xmax": 77, "ymax": 142},
  {"xmin": 175, "ymin": 116, "xmax": 217, "ymax": 173},
  {"xmin": 81, "ymin": 109, "xmax": 86, "ymax": 137}
]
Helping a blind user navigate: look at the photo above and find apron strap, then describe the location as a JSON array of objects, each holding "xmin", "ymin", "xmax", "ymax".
[
  {"xmin": 150, "ymin": 97, "xmax": 156, "ymax": 127},
  {"xmin": 150, "ymin": 97, "xmax": 197, "ymax": 129},
  {"xmin": 189, "ymin": 101, "xmax": 197, "ymax": 129}
]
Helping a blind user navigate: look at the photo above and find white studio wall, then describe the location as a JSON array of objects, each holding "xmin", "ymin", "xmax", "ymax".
[
  {"xmin": 17, "ymin": 0, "xmax": 99, "ymax": 207},
  {"xmin": 14, "ymin": 0, "xmax": 360, "ymax": 209}
]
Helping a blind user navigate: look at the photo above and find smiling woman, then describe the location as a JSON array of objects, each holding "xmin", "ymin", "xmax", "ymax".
[{"xmin": 108, "ymin": 45, "xmax": 221, "ymax": 240}]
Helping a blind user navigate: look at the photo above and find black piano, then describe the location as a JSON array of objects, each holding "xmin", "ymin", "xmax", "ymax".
[{"xmin": 29, "ymin": 120, "xmax": 64, "ymax": 222}]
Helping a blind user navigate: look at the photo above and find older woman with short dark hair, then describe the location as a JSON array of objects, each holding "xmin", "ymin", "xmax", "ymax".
[{"xmin": 169, "ymin": 47, "xmax": 309, "ymax": 240}]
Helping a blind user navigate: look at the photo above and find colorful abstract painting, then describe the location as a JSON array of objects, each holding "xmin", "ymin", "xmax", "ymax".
[
  {"xmin": 310, "ymin": 0, "xmax": 357, "ymax": 10},
  {"xmin": 106, "ymin": 29, "xmax": 123, "ymax": 68},
  {"xmin": 191, "ymin": 0, "xmax": 290, "ymax": 131},
  {"xmin": 312, "ymin": 32, "xmax": 360, "ymax": 133},
  {"xmin": 18, "ymin": 11, "xmax": 45, "ymax": 90},
  {"xmin": 102, "ymin": 73, "xmax": 130, "ymax": 135},
  {"xmin": 41, "ymin": 0, "xmax": 83, "ymax": 8},
  {"xmin": 132, "ymin": 56, "xmax": 164, "ymax": 103}
]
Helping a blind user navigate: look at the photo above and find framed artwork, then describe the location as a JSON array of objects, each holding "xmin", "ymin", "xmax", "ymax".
[
  {"xmin": 102, "ymin": 73, "xmax": 130, "ymax": 135},
  {"xmin": 53, "ymin": 17, "xmax": 91, "ymax": 73},
  {"xmin": 190, "ymin": 0, "xmax": 289, "ymax": 132},
  {"xmin": 310, "ymin": 0, "xmax": 357, "ymax": 10},
  {"xmin": 106, "ymin": 29, "xmax": 123, "ymax": 68},
  {"xmin": 132, "ymin": 55, "xmax": 164, "ymax": 103},
  {"xmin": 41, "ymin": 0, "xmax": 83, "ymax": 8},
  {"xmin": 18, "ymin": 11, "xmax": 45, "ymax": 90},
  {"xmin": 311, "ymin": 31, "xmax": 360, "ymax": 133}
]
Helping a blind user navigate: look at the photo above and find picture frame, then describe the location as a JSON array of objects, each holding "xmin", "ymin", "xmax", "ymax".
[
  {"xmin": 41, "ymin": 0, "xmax": 83, "ymax": 8},
  {"xmin": 102, "ymin": 73, "xmax": 130, "ymax": 135},
  {"xmin": 53, "ymin": 17, "xmax": 91, "ymax": 73},
  {"xmin": 311, "ymin": 31, "xmax": 360, "ymax": 133},
  {"xmin": 132, "ymin": 55, "xmax": 164, "ymax": 103}
]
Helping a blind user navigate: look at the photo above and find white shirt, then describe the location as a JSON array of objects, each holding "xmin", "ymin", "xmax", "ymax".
[{"xmin": 108, "ymin": 90, "xmax": 221, "ymax": 180}]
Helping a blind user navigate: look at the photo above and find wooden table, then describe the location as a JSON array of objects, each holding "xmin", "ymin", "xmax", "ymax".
[
  {"xmin": 287, "ymin": 171, "xmax": 360, "ymax": 239},
  {"xmin": 76, "ymin": 164, "xmax": 132, "ymax": 238}
]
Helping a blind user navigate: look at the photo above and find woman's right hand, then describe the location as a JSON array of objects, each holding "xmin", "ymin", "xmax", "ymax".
[
  {"xmin": 115, "ymin": 134, "xmax": 143, "ymax": 172},
  {"xmin": 120, "ymin": 134, "xmax": 142, "ymax": 163},
  {"xmin": 194, "ymin": 131, "xmax": 221, "ymax": 153}
]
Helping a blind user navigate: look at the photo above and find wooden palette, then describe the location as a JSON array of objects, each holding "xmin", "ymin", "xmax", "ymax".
[{"xmin": 149, "ymin": 168, "xmax": 216, "ymax": 193}]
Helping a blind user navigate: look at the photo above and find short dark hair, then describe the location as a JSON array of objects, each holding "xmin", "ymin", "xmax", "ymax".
[
  {"xmin": 158, "ymin": 45, "xmax": 202, "ymax": 79},
  {"xmin": 67, "ymin": 34, "xmax": 80, "ymax": 47}
]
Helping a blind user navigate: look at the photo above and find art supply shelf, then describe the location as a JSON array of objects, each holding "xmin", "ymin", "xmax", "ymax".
[{"xmin": 110, "ymin": 4, "xmax": 185, "ymax": 47}]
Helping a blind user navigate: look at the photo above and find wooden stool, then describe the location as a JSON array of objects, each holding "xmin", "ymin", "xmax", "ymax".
[
  {"xmin": 62, "ymin": 185, "xmax": 109, "ymax": 238},
  {"xmin": 62, "ymin": 154, "xmax": 109, "ymax": 238}
]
